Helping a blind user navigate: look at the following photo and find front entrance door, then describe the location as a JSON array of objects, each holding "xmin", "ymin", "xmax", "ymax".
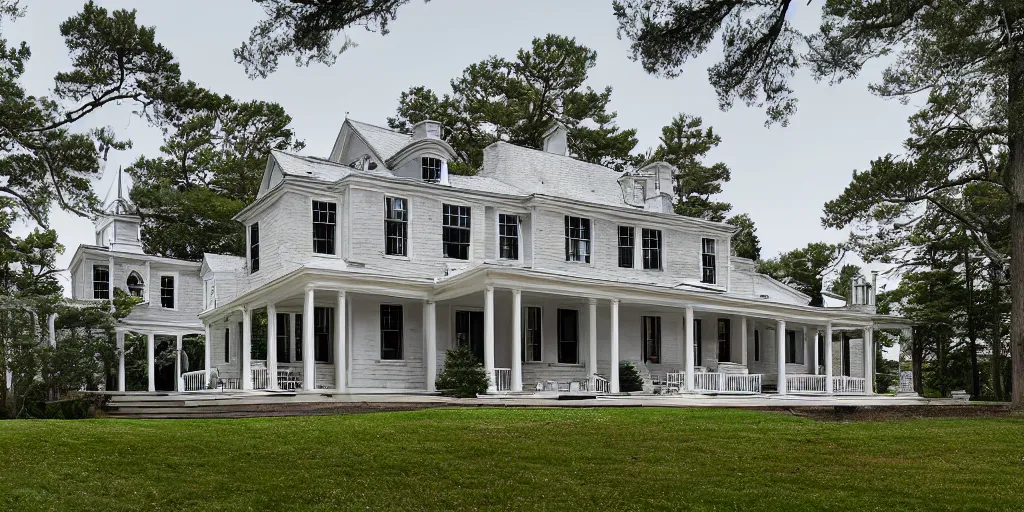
[{"xmin": 455, "ymin": 310, "xmax": 484, "ymax": 363}]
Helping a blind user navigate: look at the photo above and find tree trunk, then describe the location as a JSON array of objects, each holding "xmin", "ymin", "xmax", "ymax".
[
  {"xmin": 912, "ymin": 325, "xmax": 924, "ymax": 394},
  {"xmin": 992, "ymin": 264, "xmax": 1004, "ymax": 400},
  {"xmin": 965, "ymin": 249, "xmax": 980, "ymax": 396},
  {"xmin": 1009, "ymin": 35, "xmax": 1024, "ymax": 408},
  {"xmin": 938, "ymin": 329, "xmax": 948, "ymax": 397}
]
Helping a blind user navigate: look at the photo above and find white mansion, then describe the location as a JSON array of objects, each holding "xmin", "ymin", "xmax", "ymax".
[{"xmin": 70, "ymin": 119, "xmax": 910, "ymax": 396}]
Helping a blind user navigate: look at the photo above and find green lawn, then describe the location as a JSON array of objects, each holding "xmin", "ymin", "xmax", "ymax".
[{"xmin": 1, "ymin": 408, "xmax": 1023, "ymax": 511}]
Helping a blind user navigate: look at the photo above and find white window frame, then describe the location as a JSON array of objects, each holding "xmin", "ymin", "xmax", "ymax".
[
  {"xmin": 310, "ymin": 197, "xmax": 340, "ymax": 258},
  {"xmin": 158, "ymin": 272, "xmax": 179, "ymax": 311},
  {"xmin": 701, "ymin": 237, "xmax": 717, "ymax": 285},
  {"xmin": 641, "ymin": 228, "xmax": 663, "ymax": 271},
  {"xmin": 564, "ymin": 216, "xmax": 592, "ymax": 264},
  {"xmin": 522, "ymin": 305, "xmax": 543, "ymax": 362},
  {"xmin": 496, "ymin": 213, "xmax": 522, "ymax": 261},
  {"xmin": 384, "ymin": 196, "xmax": 410, "ymax": 258},
  {"xmin": 126, "ymin": 270, "xmax": 147, "ymax": 302},
  {"xmin": 248, "ymin": 222, "xmax": 260, "ymax": 274},
  {"xmin": 617, "ymin": 225, "xmax": 635, "ymax": 269},
  {"xmin": 442, "ymin": 203, "xmax": 472, "ymax": 260},
  {"xmin": 421, "ymin": 156, "xmax": 443, "ymax": 182},
  {"xmin": 91, "ymin": 262, "xmax": 110, "ymax": 301},
  {"xmin": 555, "ymin": 306, "xmax": 582, "ymax": 365}
]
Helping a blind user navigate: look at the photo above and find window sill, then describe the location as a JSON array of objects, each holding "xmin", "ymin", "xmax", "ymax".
[
  {"xmin": 312, "ymin": 253, "xmax": 341, "ymax": 260},
  {"xmin": 382, "ymin": 254, "xmax": 410, "ymax": 261},
  {"xmin": 375, "ymin": 359, "xmax": 409, "ymax": 364},
  {"xmin": 527, "ymin": 362, "xmax": 585, "ymax": 368}
]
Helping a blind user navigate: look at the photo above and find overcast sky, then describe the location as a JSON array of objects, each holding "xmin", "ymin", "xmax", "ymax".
[{"xmin": 9, "ymin": 0, "xmax": 917, "ymax": 298}]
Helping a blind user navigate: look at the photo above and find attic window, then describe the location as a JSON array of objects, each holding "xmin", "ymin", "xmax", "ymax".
[{"xmin": 421, "ymin": 157, "xmax": 442, "ymax": 182}]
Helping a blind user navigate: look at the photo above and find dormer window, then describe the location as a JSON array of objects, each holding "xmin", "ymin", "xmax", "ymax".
[
  {"xmin": 633, "ymin": 180, "xmax": 646, "ymax": 203},
  {"xmin": 422, "ymin": 157, "xmax": 442, "ymax": 182}
]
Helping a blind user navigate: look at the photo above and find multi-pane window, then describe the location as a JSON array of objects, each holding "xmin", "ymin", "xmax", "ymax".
[
  {"xmin": 385, "ymin": 197, "xmax": 408, "ymax": 256},
  {"xmin": 126, "ymin": 271, "xmax": 144, "ymax": 298},
  {"xmin": 294, "ymin": 313, "xmax": 303, "ymax": 362},
  {"xmin": 557, "ymin": 309, "xmax": 579, "ymax": 364},
  {"xmin": 618, "ymin": 226, "xmax": 634, "ymax": 268},
  {"xmin": 642, "ymin": 316, "xmax": 661, "ymax": 364},
  {"xmin": 564, "ymin": 216, "xmax": 591, "ymax": 263},
  {"xmin": 498, "ymin": 214, "xmax": 519, "ymax": 260},
  {"xmin": 160, "ymin": 276, "xmax": 175, "ymax": 309},
  {"xmin": 717, "ymin": 318, "xmax": 731, "ymax": 363},
  {"xmin": 701, "ymin": 238, "xmax": 717, "ymax": 284},
  {"xmin": 276, "ymin": 314, "xmax": 290, "ymax": 363},
  {"xmin": 693, "ymin": 319, "xmax": 702, "ymax": 365},
  {"xmin": 92, "ymin": 265, "xmax": 109, "ymax": 300},
  {"xmin": 380, "ymin": 305, "xmax": 404, "ymax": 360},
  {"xmin": 523, "ymin": 306, "xmax": 542, "ymax": 362},
  {"xmin": 249, "ymin": 223, "xmax": 260, "ymax": 273},
  {"xmin": 421, "ymin": 157, "xmax": 442, "ymax": 182},
  {"xmin": 455, "ymin": 310, "xmax": 484, "ymax": 362},
  {"xmin": 314, "ymin": 307, "xmax": 332, "ymax": 363},
  {"xmin": 785, "ymin": 330, "xmax": 799, "ymax": 363},
  {"xmin": 642, "ymin": 228, "xmax": 662, "ymax": 270},
  {"xmin": 224, "ymin": 328, "xmax": 230, "ymax": 363},
  {"xmin": 312, "ymin": 201, "xmax": 337, "ymax": 255},
  {"xmin": 442, "ymin": 204, "xmax": 471, "ymax": 260},
  {"xmin": 754, "ymin": 329, "xmax": 761, "ymax": 362}
]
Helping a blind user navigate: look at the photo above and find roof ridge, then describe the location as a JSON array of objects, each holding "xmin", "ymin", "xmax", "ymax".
[
  {"xmin": 347, "ymin": 118, "xmax": 410, "ymax": 136},
  {"xmin": 491, "ymin": 140, "xmax": 622, "ymax": 175}
]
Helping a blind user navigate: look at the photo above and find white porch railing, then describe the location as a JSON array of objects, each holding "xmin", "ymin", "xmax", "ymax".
[
  {"xmin": 692, "ymin": 373, "xmax": 762, "ymax": 394},
  {"xmin": 181, "ymin": 370, "xmax": 206, "ymax": 391},
  {"xmin": 251, "ymin": 366, "xmax": 269, "ymax": 390},
  {"xmin": 787, "ymin": 375, "xmax": 827, "ymax": 394},
  {"xmin": 833, "ymin": 376, "xmax": 866, "ymax": 394},
  {"xmin": 493, "ymin": 368, "xmax": 512, "ymax": 392},
  {"xmin": 591, "ymin": 375, "xmax": 609, "ymax": 393}
]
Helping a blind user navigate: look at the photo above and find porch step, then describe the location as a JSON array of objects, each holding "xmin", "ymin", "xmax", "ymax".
[{"xmin": 103, "ymin": 397, "xmax": 442, "ymax": 419}]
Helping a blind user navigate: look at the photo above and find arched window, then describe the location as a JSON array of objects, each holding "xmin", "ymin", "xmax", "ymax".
[{"xmin": 126, "ymin": 271, "xmax": 145, "ymax": 298}]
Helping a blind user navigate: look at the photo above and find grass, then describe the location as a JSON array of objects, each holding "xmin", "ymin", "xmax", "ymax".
[{"xmin": 1, "ymin": 408, "xmax": 1023, "ymax": 511}]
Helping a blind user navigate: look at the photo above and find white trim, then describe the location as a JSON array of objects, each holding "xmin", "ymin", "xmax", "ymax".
[
  {"xmin": 157, "ymin": 271, "xmax": 180, "ymax": 311},
  {"xmin": 522, "ymin": 304, "xmax": 543, "ymax": 363},
  {"xmin": 383, "ymin": 194, "xmax": 410, "ymax": 258},
  {"xmin": 496, "ymin": 211, "xmax": 523, "ymax": 262},
  {"xmin": 310, "ymin": 196, "xmax": 341, "ymax": 258}
]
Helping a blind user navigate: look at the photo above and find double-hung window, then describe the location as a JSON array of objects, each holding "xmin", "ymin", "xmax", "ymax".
[
  {"xmin": 421, "ymin": 157, "xmax": 442, "ymax": 182},
  {"xmin": 384, "ymin": 197, "xmax": 408, "ymax": 256},
  {"xmin": 522, "ymin": 306, "xmax": 542, "ymax": 362},
  {"xmin": 785, "ymin": 330, "xmax": 799, "ymax": 363},
  {"xmin": 276, "ymin": 313, "xmax": 290, "ymax": 363},
  {"xmin": 642, "ymin": 316, "xmax": 661, "ymax": 364},
  {"xmin": 717, "ymin": 318, "xmax": 731, "ymax": 363},
  {"xmin": 314, "ymin": 307, "xmax": 332, "ymax": 362},
  {"xmin": 618, "ymin": 226, "xmax": 634, "ymax": 268},
  {"xmin": 557, "ymin": 309, "xmax": 579, "ymax": 364},
  {"xmin": 701, "ymin": 238, "xmax": 717, "ymax": 284},
  {"xmin": 564, "ymin": 216, "xmax": 591, "ymax": 263},
  {"xmin": 249, "ymin": 223, "xmax": 260, "ymax": 273},
  {"xmin": 160, "ymin": 276, "xmax": 175, "ymax": 309},
  {"xmin": 380, "ymin": 305, "xmax": 404, "ymax": 360},
  {"xmin": 92, "ymin": 264, "xmax": 109, "ymax": 300},
  {"xmin": 442, "ymin": 204, "xmax": 471, "ymax": 259},
  {"xmin": 642, "ymin": 228, "xmax": 662, "ymax": 270},
  {"xmin": 312, "ymin": 201, "xmax": 337, "ymax": 255},
  {"xmin": 498, "ymin": 214, "xmax": 519, "ymax": 260}
]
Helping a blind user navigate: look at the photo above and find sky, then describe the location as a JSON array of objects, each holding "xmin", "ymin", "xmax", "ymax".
[{"xmin": 8, "ymin": 0, "xmax": 919, "ymax": 299}]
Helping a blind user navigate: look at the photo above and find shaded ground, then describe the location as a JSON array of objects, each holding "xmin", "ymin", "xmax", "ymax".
[{"xmin": 3, "ymin": 408, "xmax": 1024, "ymax": 510}]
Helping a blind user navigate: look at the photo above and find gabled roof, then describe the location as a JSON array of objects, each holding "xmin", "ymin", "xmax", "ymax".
[
  {"xmin": 202, "ymin": 253, "xmax": 246, "ymax": 275},
  {"xmin": 347, "ymin": 119, "xmax": 412, "ymax": 161},
  {"xmin": 479, "ymin": 142, "xmax": 634, "ymax": 209}
]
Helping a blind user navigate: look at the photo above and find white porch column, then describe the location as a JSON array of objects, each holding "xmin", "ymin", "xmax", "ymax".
[
  {"xmin": 776, "ymin": 320, "xmax": 787, "ymax": 395},
  {"xmin": 424, "ymin": 298, "xmax": 436, "ymax": 392},
  {"xmin": 146, "ymin": 333, "xmax": 155, "ymax": 392},
  {"xmin": 802, "ymin": 326, "xmax": 808, "ymax": 374},
  {"xmin": 740, "ymin": 317, "xmax": 748, "ymax": 366},
  {"xmin": 824, "ymin": 322, "xmax": 833, "ymax": 393},
  {"xmin": 511, "ymin": 290, "xmax": 522, "ymax": 392},
  {"xmin": 203, "ymin": 323, "xmax": 212, "ymax": 388},
  {"xmin": 241, "ymin": 307, "xmax": 252, "ymax": 390},
  {"xmin": 267, "ymin": 303, "xmax": 278, "ymax": 390},
  {"xmin": 483, "ymin": 285, "xmax": 496, "ymax": 392},
  {"xmin": 588, "ymin": 298, "xmax": 597, "ymax": 382},
  {"xmin": 610, "ymin": 299, "xmax": 620, "ymax": 393},
  {"xmin": 116, "ymin": 331, "xmax": 126, "ymax": 392},
  {"xmin": 336, "ymin": 291, "xmax": 347, "ymax": 392},
  {"xmin": 812, "ymin": 328, "xmax": 820, "ymax": 375},
  {"xmin": 174, "ymin": 334, "xmax": 183, "ymax": 391},
  {"xmin": 302, "ymin": 285, "xmax": 315, "ymax": 391},
  {"xmin": 863, "ymin": 326, "xmax": 872, "ymax": 395},
  {"xmin": 684, "ymin": 306, "xmax": 695, "ymax": 391}
]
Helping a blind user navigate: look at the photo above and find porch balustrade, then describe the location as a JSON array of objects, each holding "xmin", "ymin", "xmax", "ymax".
[
  {"xmin": 251, "ymin": 363, "xmax": 269, "ymax": 390},
  {"xmin": 692, "ymin": 372, "xmax": 762, "ymax": 394},
  {"xmin": 786, "ymin": 375, "xmax": 828, "ymax": 394},
  {"xmin": 493, "ymin": 368, "xmax": 512, "ymax": 392},
  {"xmin": 181, "ymin": 370, "xmax": 206, "ymax": 392},
  {"xmin": 832, "ymin": 376, "xmax": 866, "ymax": 394}
]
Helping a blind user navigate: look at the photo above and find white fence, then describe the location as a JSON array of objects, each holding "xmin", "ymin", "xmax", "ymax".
[
  {"xmin": 251, "ymin": 366, "xmax": 269, "ymax": 390},
  {"xmin": 181, "ymin": 370, "xmax": 206, "ymax": 391},
  {"xmin": 692, "ymin": 373, "xmax": 762, "ymax": 394},
  {"xmin": 493, "ymin": 368, "xmax": 512, "ymax": 392},
  {"xmin": 787, "ymin": 375, "xmax": 828, "ymax": 394},
  {"xmin": 833, "ymin": 376, "xmax": 866, "ymax": 394}
]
